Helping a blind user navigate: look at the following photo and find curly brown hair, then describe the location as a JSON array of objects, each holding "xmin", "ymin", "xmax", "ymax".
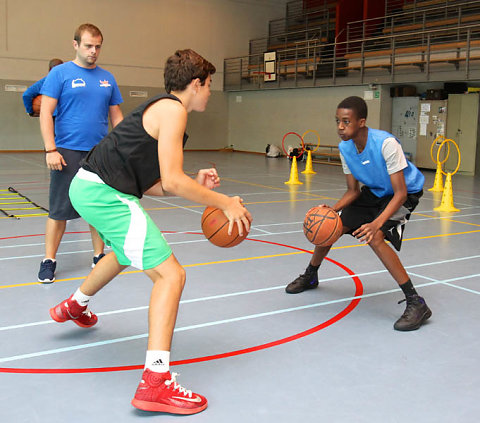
[{"xmin": 164, "ymin": 49, "xmax": 216, "ymax": 93}]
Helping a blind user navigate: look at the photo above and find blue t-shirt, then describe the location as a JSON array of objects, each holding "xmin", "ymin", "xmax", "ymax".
[
  {"xmin": 23, "ymin": 77, "xmax": 46, "ymax": 114},
  {"xmin": 41, "ymin": 61, "xmax": 123, "ymax": 151}
]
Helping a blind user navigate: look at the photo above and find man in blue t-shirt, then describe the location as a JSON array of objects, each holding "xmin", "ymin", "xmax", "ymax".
[
  {"xmin": 285, "ymin": 96, "xmax": 432, "ymax": 332},
  {"xmin": 38, "ymin": 23, "xmax": 123, "ymax": 283},
  {"xmin": 22, "ymin": 58, "xmax": 63, "ymax": 116}
]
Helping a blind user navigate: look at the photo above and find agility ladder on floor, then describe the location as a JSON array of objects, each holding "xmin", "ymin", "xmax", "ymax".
[{"xmin": 0, "ymin": 187, "xmax": 49, "ymax": 219}]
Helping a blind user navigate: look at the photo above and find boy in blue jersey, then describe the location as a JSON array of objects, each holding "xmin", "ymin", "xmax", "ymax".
[
  {"xmin": 22, "ymin": 58, "xmax": 63, "ymax": 116},
  {"xmin": 38, "ymin": 23, "xmax": 123, "ymax": 283},
  {"xmin": 286, "ymin": 96, "xmax": 432, "ymax": 331}
]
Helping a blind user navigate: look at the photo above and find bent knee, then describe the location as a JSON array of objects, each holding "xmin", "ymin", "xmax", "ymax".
[
  {"xmin": 147, "ymin": 256, "xmax": 186, "ymax": 288},
  {"xmin": 177, "ymin": 265, "xmax": 186, "ymax": 287},
  {"xmin": 369, "ymin": 230, "xmax": 386, "ymax": 249}
]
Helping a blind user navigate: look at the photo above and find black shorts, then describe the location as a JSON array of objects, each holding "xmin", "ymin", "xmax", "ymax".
[
  {"xmin": 340, "ymin": 186, "xmax": 423, "ymax": 251},
  {"xmin": 48, "ymin": 147, "xmax": 89, "ymax": 220}
]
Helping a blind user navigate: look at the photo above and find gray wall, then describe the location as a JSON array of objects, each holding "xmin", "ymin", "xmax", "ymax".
[
  {"xmin": 227, "ymin": 86, "xmax": 391, "ymax": 152},
  {"xmin": 0, "ymin": 0, "xmax": 287, "ymax": 151}
]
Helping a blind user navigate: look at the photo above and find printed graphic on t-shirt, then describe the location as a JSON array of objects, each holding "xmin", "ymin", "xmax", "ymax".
[
  {"xmin": 99, "ymin": 80, "xmax": 111, "ymax": 88},
  {"xmin": 72, "ymin": 78, "xmax": 86, "ymax": 88}
]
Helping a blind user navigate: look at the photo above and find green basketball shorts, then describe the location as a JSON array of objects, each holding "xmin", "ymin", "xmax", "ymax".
[{"xmin": 69, "ymin": 168, "xmax": 172, "ymax": 270}]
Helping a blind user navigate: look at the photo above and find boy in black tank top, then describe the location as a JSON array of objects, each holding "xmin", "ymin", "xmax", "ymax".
[{"xmin": 48, "ymin": 49, "xmax": 252, "ymax": 415}]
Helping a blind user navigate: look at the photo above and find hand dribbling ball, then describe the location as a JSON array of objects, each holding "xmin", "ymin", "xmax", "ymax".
[
  {"xmin": 201, "ymin": 206, "xmax": 248, "ymax": 247},
  {"xmin": 303, "ymin": 206, "xmax": 342, "ymax": 246},
  {"xmin": 32, "ymin": 95, "xmax": 42, "ymax": 115}
]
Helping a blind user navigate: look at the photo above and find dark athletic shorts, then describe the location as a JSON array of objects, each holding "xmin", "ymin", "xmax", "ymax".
[
  {"xmin": 340, "ymin": 186, "xmax": 423, "ymax": 251},
  {"xmin": 48, "ymin": 147, "xmax": 89, "ymax": 220}
]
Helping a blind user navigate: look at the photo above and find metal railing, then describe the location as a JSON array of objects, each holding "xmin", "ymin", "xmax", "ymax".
[
  {"xmin": 286, "ymin": 0, "xmax": 334, "ymax": 21},
  {"xmin": 347, "ymin": 0, "xmax": 480, "ymax": 53},
  {"xmin": 385, "ymin": 0, "xmax": 466, "ymax": 15},
  {"xmin": 224, "ymin": 23, "xmax": 480, "ymax": 90},
  {"xmin": 247, "ymin": 1, "xmax": 335, "ymax": 65},
  {"xmin": 249, "ymin": 25, "xmax": 329, "ymax": 57},
  {"xmin": 268, "ymin": 5, "xmax": 334, "ymax": 41}
]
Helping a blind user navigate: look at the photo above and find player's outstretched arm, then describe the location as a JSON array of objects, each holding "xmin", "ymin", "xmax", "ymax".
[
  {"xmin": 196, "ymin": 168, "xmax": 220, "ymax": 190},
  {"xmin": 150, "ymin": 99, "xmax": 251, "ymax": 234}
]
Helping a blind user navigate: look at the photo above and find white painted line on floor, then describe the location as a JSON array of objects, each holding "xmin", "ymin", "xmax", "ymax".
[
  {"xmin": 0, "ymin": 239, "xmax": 93, "ymax": 249},
  {"xmin": 409, "ymin": 272, "xmax": 480, "ymax": 295},
  {"xmin": 1, "ymin": 263, "xmax": 479, "ymax": 363},
  {"xmin": 0, "ymin": 269, "xmax": 473, "ymax": 365},
  {"xmin": 1, "ymin": 254, "xmax": 479, "ymax": 333}
]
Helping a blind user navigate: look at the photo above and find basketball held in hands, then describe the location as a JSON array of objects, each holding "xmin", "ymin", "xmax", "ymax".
[
  {"xmin": 303, "ymin": 206, "xmax": 342, "ymax": 246},
  {"xmin": 201, "ymin": 206, "xmax": 248, "ymax": 247}
]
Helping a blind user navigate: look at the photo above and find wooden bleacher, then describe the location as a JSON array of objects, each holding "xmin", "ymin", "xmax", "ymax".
[
  {"xmin": 402, "ymin": 0, "xmax": 463, "ymax": 11},
  {"xmin": 342, "ymin": 39, "xmax": 480, "ymax": 71},
  {"xmin": 304, "ymin": 143, "xmax": 341, "ymax": 165},
  {"xmin": 342, "ymin": 0, "xmax": 480, "ymax": 73},
  {"xmin": 383, "ymin": 13, "xmax": 480, "ymax": 34},
  {"xmin": 226, "ymin": 0, "xmax": 480, "ymax": 90}
]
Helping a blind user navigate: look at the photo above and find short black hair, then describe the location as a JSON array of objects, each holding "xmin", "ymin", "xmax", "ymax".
[{"xmin": 337, "ymin": 96, "xmax": 368, "ymax": 120}]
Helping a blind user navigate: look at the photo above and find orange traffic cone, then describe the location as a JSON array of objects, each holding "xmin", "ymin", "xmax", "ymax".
[
  {"xmin": 428, "ymin": 162, "xmax": 444, "ymax": 192},
  {"xmin": 301, "ymin": 150, "xmax": 316, "ymax": 174},
  {"xmin": 434, "ymin": 173, "xmax": 459, "ymax": 212},
  {"xmin": 285, "ymin": 156, "xmax": 303, "ymax": 185}
]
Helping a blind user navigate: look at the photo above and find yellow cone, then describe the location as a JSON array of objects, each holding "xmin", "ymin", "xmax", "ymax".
[
  {"xmin": 434, "ymin": 173, "xmax": 459, "ymax": 212},
  {"xmin": 285, "ymin": 156, "xmax": 303, "ymax": 185},
  {"xmin": 428, "ymin": 162, "xmax": 444, "ymax": 192},
  {"xmin": 301, "ymin": 150, "xmax": 316, "ymax": 174}
]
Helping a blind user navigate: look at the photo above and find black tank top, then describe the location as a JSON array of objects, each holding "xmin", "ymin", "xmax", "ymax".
[{"xmin": 82, "ymin": 93, "xmax": 188, "ymax": 198}]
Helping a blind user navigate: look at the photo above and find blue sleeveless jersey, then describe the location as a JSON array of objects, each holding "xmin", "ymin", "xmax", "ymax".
[{"xmin": 338, "ymin": 128, "xmax": 424, "ymax": 197}]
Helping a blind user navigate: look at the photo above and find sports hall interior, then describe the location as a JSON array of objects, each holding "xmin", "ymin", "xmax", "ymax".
[{"xmin": 1, "ymin": 0, "xmax": 479, "ymax": 422}]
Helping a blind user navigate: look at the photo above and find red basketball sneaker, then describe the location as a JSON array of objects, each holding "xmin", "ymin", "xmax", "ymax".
[
  {"xmin": 131, "ymin": 370, "xmax": 208, "ymax": 415},
  {"xmin": 49, "ymin": 295, "xmax": 98, "ymax": 328}
]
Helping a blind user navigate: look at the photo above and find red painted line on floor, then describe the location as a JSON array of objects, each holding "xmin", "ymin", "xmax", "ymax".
[
  {"xmin": 0, "ymin": 231, "xmax": 91, "ymax": 241},
  {"xmin": 0, "ymin": 239, "xmax": 363, "ymax": 374},
  {"xmin": 0, "ymin": 230, "xmax": 193, "ymax": 241}
]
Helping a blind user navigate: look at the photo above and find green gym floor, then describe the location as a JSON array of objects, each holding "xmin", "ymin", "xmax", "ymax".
[{"xmin": 0, "ymin": 151, "xmax": 479, "ymax": 423}]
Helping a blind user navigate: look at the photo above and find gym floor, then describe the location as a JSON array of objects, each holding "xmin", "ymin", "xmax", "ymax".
[{"xmin": 0, "ymin": 151, "xmax": 479, "ymax": 423}]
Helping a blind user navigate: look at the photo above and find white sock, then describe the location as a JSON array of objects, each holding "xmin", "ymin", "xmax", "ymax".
[
  {"xmin": 145, "ymin": 350, "xmax": 170, "ymax": 373},
  {"xmin": 72, "ymin": 288, "xmax": 92, "ymax": 307},
  {"xmin": 43, "ymin": 258, "xmax": 56, "ymax": 262}
]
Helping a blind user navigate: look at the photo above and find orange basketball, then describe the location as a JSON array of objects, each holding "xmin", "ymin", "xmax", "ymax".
[
  {"xmin": 201, "ymin": 206, "xmax": 248, "ymax": 247},
  {"xmin": 32, "ymin": 95, "xmax": 42, "ymax": 115},
  {"xmin": 303, "ymin": 206, "xmax": 343, "ymax": 246}
]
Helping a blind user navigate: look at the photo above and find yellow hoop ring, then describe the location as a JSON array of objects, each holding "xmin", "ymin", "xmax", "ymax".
[
  {"xmin": 436, "ymin": 138, "xmax": 461, "ymax": 176},
  {"xmin": 430, "ymin": 135, "xmax": 450, "ymax": 165},
  {"xmin": 301, "ymin": 130, "xmax": 321, "ymax": 152}
]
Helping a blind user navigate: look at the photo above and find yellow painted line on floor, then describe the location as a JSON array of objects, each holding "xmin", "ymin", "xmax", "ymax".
[
  {"xmin": 221, "ymin": 177, "xmax": 337, "ymax": 200},
  {"xmin": 143, "ymin": 197, "xmax": 332, "ymax": 211},
  {"xmin": 404, "ymin": 229, "xmax": 480, "ymax": 241},
  {"xmin": 1, "ymin": 207, "xmax": 41, "ymax": 211},
  {"xmin": 0, "ymin": 213, "xmax": 48, "ymax": 219},
  {"xmin": 414, "ymin": 212, "xmax": 480, "ymax": 228},
  {"xmin": 0, "ymin": 252, "xmax": 307, "ymax": 289},
  {"xmin": 2, "ymin": 228, "xmax": 480, "ymax": 290}
]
